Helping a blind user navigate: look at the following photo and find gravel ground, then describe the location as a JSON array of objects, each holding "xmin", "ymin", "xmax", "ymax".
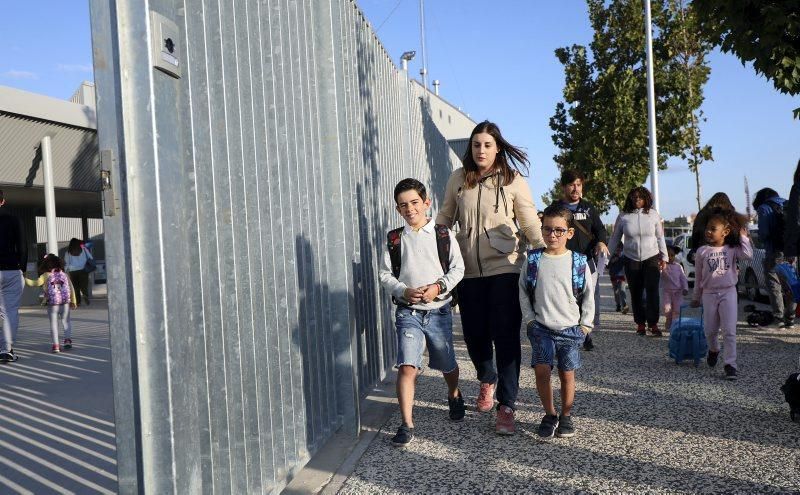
[{"xmin": 338, "ymin": 285, "xmax": 800, "ymax": 494}]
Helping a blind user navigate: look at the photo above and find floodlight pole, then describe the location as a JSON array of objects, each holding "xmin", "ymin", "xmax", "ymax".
[
  {"xmin": 644, "ymin": 0, "xmax": 660, "ymax": 211},
  {"xmin": 419, "ymin": 0, "xmax": 429, "ymax": 99}
]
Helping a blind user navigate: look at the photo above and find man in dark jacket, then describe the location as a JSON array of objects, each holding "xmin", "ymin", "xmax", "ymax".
[
  {"xmin": 0, "ymin": 190, "xmax": 27, "ymax": 362},
  {"xmin": 754, "ymin": 187, "xmax": 796, "ymax": 328},
  {"xmin": 785, "ymin": 160, "xmax": 799, "ymax": 264},
  {"xmin": 557, "ymin": 170, "xmax": 610, "ymax": 350}
]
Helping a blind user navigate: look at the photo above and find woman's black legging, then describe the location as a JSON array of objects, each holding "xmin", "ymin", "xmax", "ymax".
[
  {"xmin": 457, "ymin": 273, "xmax": 522, "ymax": 410},
  {"xmin": 624, "ymin": 255, "xmax": 661, "ymax": 326}
]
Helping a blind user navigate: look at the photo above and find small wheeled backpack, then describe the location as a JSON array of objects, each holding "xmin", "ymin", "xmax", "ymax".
[
  {"xmin": 668, "ymin": 305, "xmax": 708, "ymax": 367},
  {"xmin": 780, "ymin": 372, "xmax": 800, "ymax": 423}
]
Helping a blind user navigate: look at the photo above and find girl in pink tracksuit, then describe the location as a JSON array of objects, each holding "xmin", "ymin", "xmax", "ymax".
[
  {"xmin": 692, "ymin": 213, "xmax": 752, "ymax": 380},
  {"xmin": 661, "ymin": 245, "xmax": 688, "ymax": 332}
]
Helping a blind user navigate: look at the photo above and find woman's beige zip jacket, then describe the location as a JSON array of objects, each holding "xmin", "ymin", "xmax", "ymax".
[{"xmin": 436, "ymin": 168, "xmax": 546, "ymax": 279}]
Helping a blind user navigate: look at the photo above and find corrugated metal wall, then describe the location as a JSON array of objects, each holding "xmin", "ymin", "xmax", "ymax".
[
  {"xmin": 35, "ymin": 216, "xmax": 103, "ymax": 243},
  {"xmin": 90, "ymin": 0, "xmax": 467, "ymax": 493}
]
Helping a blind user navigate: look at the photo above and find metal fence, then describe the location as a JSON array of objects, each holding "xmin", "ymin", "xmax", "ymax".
[{"xmin": 90, "ymin": 0, "xmax": 466, "ymax": 492}]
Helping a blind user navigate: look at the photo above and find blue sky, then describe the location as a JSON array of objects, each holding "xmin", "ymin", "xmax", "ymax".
[{"xmin": 2, "ymin": 1, "xmax": 796, "ymax": 221}]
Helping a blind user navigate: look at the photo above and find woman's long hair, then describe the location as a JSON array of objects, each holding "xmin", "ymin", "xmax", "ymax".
[
  {"xmin": 462, "ymin": 121, "xmax": 529, "ymax": 189},
  {"xmin": 621, "ymin": 186, "xmax": 654, "ymax": 214},
  {"xmin": 67, "ymin": 238, "xmax": 83, "ymax": 256}
]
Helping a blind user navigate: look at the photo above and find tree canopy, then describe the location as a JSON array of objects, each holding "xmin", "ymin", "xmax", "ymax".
[
  {"xmin": 694, "ymin": 0, "xmax": 800, "ymax": 117},
  {"xmin": 548, "ymin": 0, "xmax": 713, "ymax": 212}
]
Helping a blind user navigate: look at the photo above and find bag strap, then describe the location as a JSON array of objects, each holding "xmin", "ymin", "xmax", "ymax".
[
  {"xmin": 572, "ymin": 251, "xmax": 587, "ymax": 311},
  {"xmin": 451, "ymin": 186, "xmax": 463, "ymax": 230},
  {"xmin": 434, "ymin": 224, "xmax": 451, "ymax": 274},
  {"xmin": 573, "ymin": 220, "xmax": 594, "ymax": 242},
  {"xmin": 525, "ymin": 248, "xmax": 545, "ymax": 309},
  {"xmin": 387, "ymin": 228, "xmax": 404, "ymax": 278}
]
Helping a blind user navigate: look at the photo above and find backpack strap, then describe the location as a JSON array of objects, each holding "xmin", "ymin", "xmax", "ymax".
[
  {"xmin": 525, "ymin": 248, "xmax": 545, "ymax": 309},
  {"xmin": 434, "ymin": 224, "xmax": 451, "ymax": 275},
  {"xmin": 572, "ymin": 251, "xmax": 588, "ymax": 311},
  {"xmin": 387, "ymin": 227, "xmax": 404, "ymax": 278}
]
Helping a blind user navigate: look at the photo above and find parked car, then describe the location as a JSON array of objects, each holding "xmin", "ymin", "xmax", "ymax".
[
  {"xmin": 671, "ymin": 233, "xmax": 695, "ymax": 288},
  {"xmin": 738, "ymin": 227, "xmax": 767, "ymax": 301}
]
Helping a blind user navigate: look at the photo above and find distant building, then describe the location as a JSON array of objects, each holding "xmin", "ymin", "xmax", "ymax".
[{"xmin": 0, "ymin": 83, "xmax": 103, "ymax": 290}]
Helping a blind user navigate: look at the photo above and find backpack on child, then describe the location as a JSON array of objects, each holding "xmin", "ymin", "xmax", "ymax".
[
  {"xmin": 668, "ymin": 305, "xmax": 708, "ymax": 366},
  {"xmin": 387, "ymin": 224, "xmax": 457, "ymax": 306},
  {"xmin": 775, "ymin": 262, "xmax": 800, "ymax": 303},
  {"xmin": 524, "ymin": 248, "xmax": 587, "ymax": 310},
  {"xmin": 47, "ymin": 270, "xmax": 71, "ymax": 306}
]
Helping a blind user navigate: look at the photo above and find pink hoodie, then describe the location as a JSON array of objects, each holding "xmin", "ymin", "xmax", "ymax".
[
  {"xmin": 661, "ymin": 262, "xmax": 688, "ymax": 292},
  {"xmin": 693, "ymin": 236, "xmax": 753, "ymax": 298}
]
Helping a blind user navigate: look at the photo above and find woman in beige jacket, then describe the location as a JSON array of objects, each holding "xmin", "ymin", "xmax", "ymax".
[{"xmin": 436, "ymin": 121, "xmax": 545, "ymax": 435}]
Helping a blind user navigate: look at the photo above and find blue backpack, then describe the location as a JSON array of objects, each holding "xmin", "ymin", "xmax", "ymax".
[
  {"xmin": 775, "ymin": 262, "xmax": 800, "ymax": 303},
  {"xmin": 668, "ymin": 305, "xmax": 708, "ymax": 367},
  {"xmin": 525, "ymin": 248, "xmax": 587, "ymax": 311}
]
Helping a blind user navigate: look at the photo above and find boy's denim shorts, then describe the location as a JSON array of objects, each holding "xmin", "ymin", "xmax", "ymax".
[
  {"xmin": 527, "ymin": 321, "xmax": 586, "ymax": 371},
  {"xmin": 395, "ymin": 305, "xmax": 457, "ymax": 373}
]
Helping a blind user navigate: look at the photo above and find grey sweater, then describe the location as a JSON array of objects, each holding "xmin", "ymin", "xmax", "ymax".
[
  {"xmin": 379, "ymin": 220, "xmax": 465, "ymax": 310},
  {"xmin": 607, "ymin": 209, "xmax": 668, "ymax": 262},
  {"xmin": 518, "ymin": 251, "xmax": 595, "ymax": 331}
]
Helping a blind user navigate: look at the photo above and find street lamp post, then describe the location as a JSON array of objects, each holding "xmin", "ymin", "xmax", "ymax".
[{"xmin": 644, "ymin": 0, "xmax": 660, "ymax": 211}]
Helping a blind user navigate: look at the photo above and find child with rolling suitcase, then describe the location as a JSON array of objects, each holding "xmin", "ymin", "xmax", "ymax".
[{"xmin": 691, "ymin": 212, "xmax": 751, "ymax": 380}]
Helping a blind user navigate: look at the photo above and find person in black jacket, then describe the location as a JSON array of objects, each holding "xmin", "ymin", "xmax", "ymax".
[
  {"xmin": 556, "ymin": 170, "xmax": 609, "ymax": 350},
  {"xmin": 0, "ymin": 190, "xmax": 27, "ymax": 362},
  {"xmin": 785, "ymin": 159, "xmax": 800, "ymax": 266}
]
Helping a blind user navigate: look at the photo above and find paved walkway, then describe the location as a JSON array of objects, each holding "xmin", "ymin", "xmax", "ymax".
[
  {"xmin": 0, "ymin": 298, "xmax": 117, "ymax": 494},
  {"xmin": 337, "ymin": 285, "xmax": 800, "ymax": 494},
  {"xmin": 2, "ymin": 285, "xmax": 799, "ymax": 494}
]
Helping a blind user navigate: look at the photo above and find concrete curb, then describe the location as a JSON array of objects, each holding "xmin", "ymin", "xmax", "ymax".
[{"xmin": 283, "ymin": 376, "xmax": 398, "ymax": 495}]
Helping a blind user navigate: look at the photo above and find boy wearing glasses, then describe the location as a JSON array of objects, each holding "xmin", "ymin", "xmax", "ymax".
[{"xmin": 518, "ymin": 204, "xmax": 594, "ymax": 439}]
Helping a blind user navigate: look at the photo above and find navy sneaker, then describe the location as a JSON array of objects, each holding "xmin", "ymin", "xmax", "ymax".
[
  {"xmin": 555, "ymin": 415, "xmax": 575, "ymax": 438},
  {"xmin": 724, "ymin": 364, "xmax": 738, "ymax": 381},
  {"xmin": 537, "ymin": 414, "xmax": 559, "ymax": 439},
  {"xmin": 0, "ymin": 349, "xmax": 18, "ymax": 363},
  {"xmin": 448, "ymin": 392, "xmax": 465, "ymax": 422},
  {"xmin": 707, "ymin": 351, "xmax": 719, "ymax": 368},
  {"xmin": 391, "ymin": 424, "xmax": 414, "ymax": 447}
]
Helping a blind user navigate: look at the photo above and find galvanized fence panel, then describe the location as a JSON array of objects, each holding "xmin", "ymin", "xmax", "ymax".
[{"xmin": 90, "ymin": 0, "xmax": 468, "ymax": 492}]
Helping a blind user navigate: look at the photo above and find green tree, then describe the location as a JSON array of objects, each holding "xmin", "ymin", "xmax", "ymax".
[
  {"xmin": 693, "ymin": 0, "xmax": 800, "ymax": 116},
  {"xmin": 548, "ymin": 0, "xmax": 713, "ymax": 213}
]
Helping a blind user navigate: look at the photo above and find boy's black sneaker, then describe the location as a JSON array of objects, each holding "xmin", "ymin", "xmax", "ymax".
[
  {"xmin": 448, "ymin": 393, "xmax": 465, "ymax": 421},
  {"xmin": 724, "ymin": 364, "xmax": 738, "ymax": 381},
  {"xmin": 555, "ymin": 415, "xmax": 575, "ymax": 438},
  {"xmin": 537, "ymin": 414, "xmax": 559, "ymax": 440},
  {"xmin": 391, "ymin": 424, "xmax": 414, "ymax": 447},
  {"xmin": 0, "ymin": 350, "xmax": 18, "ymax": 363},
  {"xmin": 583, "ymin": 338, "xmax": 594, "ymax": 351},
  {"xmin": 707, "ymin": 351, "xmax": 719, "ymax": 368},
  {"xmin": 615, "ymin": 305, "xmax": 621, "ymax": 312}
]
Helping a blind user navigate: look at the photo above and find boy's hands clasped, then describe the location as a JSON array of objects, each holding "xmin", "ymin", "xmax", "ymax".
[{"xmin": 403, "ymin": 283, "xmax": 441, "ymax": 304}]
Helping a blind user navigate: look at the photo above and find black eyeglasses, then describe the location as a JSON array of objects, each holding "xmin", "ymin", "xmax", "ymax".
[{"xmin": 542, "ymin": 226, "xmax": 570, "ymax": 237}]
